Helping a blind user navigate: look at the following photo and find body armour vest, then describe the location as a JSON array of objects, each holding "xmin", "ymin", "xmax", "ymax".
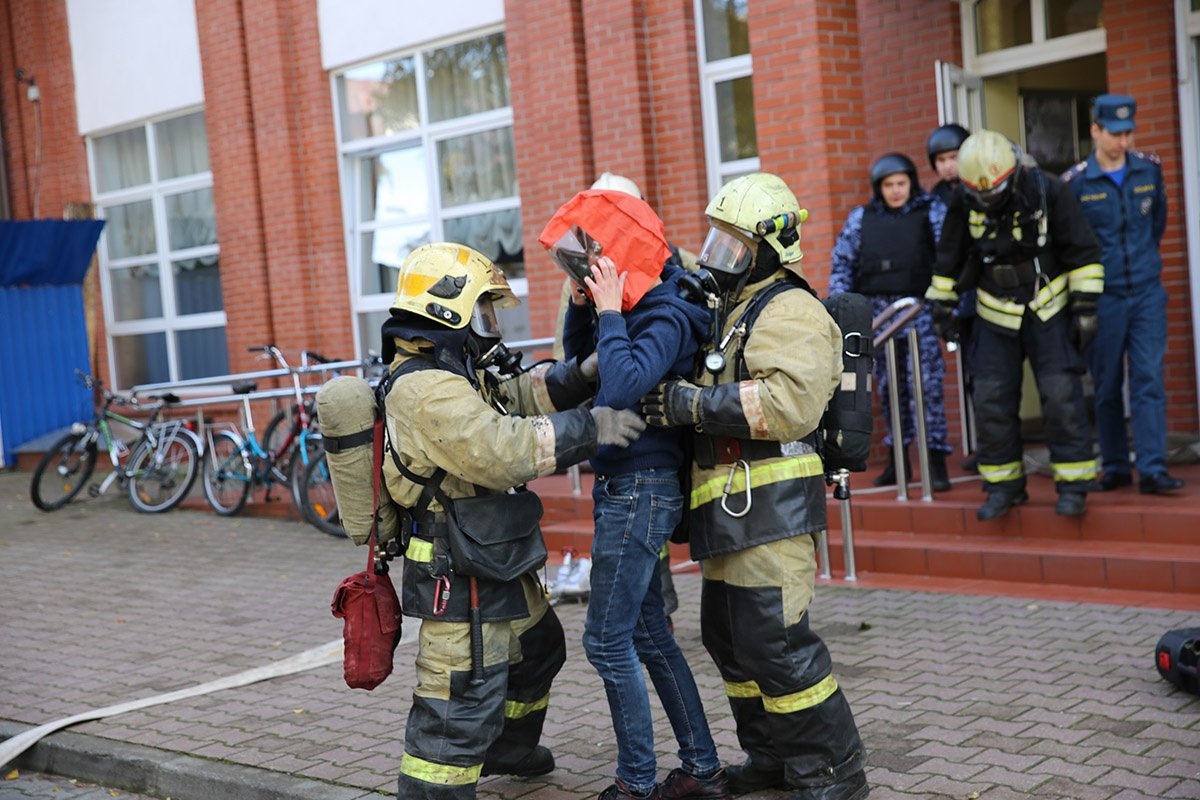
[{"xmin": 855, "ymin": 205, "xmax": 934, "ymax": 296}]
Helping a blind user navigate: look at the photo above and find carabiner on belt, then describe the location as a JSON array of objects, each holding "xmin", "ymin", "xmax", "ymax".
[
  {"xmin": 721, "ymin": 458, "xmax": 752, "ymax": 518},
  {"xmin": 433, "ymin": 574, "xmax": 452, "ymax": 616}
]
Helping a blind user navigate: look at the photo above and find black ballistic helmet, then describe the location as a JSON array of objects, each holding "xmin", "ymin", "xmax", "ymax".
[
  {"xmin": 870, "ymin": 152, "xmax": 920, "ymax": 202},
  {"xmin": 926, "ymin": 123, "xmax": 970, "ymax": 169}
]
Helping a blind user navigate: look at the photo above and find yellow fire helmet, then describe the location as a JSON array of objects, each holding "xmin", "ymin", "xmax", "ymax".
[
  {"xmin": 957, "ymin": 129, "xmax": 1020, "ymax": 211},
  {"xmin": 391, "ymin": 242, "xmax": 518, "ymax": 330},
  {"xmin": 701, "ymin": 172, "xmax": 809, "ymax": 277}
]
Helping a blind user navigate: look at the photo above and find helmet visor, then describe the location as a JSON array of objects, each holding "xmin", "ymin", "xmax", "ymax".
[
  {"xmin": 698, "ymin": 227, "xmax": 753, "ymax": 276},
  {"xmin": 547, "ymin": 227, "xmax": 601, "ymax": 284},
  {"xmin": 965, "ymin": 174, "xmax": 1013, "ymax": 211},
  {"xmin": 470, "ymin": 296, "xmax": 502, "ymax": 340}
]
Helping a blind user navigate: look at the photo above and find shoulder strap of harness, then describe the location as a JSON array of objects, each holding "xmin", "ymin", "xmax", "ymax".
[{"xmin": 732, "ymin": 274, "xmax": 817, "ymax": 381}]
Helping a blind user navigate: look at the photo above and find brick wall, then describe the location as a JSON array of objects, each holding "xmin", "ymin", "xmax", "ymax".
[
  {"xmin": 1104, "ymin": 0, "xmax": 1196, "ymax": 434},
  {"xmin": 195, "ymin": 0, "xmax": 353, "ymax": 380}
]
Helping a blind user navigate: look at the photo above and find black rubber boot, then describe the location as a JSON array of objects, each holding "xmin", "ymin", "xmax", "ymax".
[
  {"xmin": 1054, "ymin": 492, "xmax": 1086, "ymax": 516},
  {"xmin": 928, "ymin": 451, "xmax": 951, "ymax": 492},
  {"xmin": 976, "ymin": 489, "xmax": 1029, "ymax": 521},
  {"xmin": 872, "ymin": 447, "xmax": 910, "ymax": 487},
  {"xmin": 725, "ymin": 760, "xmax": 786, "ymax": 794},
  {"xmin": 481, "ymin": 744, "xmax": 555, "ymax": 777}
]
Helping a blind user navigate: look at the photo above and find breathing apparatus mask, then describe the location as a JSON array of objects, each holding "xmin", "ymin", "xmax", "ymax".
[
  {"xmin": 546, "ymin": 226, "xmax": 602, "ymax": 286},
  {"xmin": 466, "ymin": 296, "xmax": 523, "ymax": 375}
]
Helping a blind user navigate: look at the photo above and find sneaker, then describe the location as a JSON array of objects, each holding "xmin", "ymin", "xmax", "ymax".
[
  {"xmin": 598, "ymin": 779, "xmax": 661, "ymax": 800},
  {"xmin": 481, "ymin": 744, "xmax": 555, "ymax": 777},
  {"xmin": 559, "ymin": 556, "xmax": 591, "ymax": 597},
  {"xmin": 548, "ymin": 548, "xmax": 577, "ymax": 600},
  {"xmin": 659, "ymin": 767, "xmax": 731, "ymax": 800},
  {"xmin": 724, "ymin": 760, "xmax": 786, "ymax": 794}
]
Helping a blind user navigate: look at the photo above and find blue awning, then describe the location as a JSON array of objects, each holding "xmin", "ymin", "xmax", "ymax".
[{"xmin": 0, "ymin": 219, "xmax": 106, "ymax": 288}]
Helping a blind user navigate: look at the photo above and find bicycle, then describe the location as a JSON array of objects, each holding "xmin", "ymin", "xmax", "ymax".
[
  {"xmin": 201, "ymin": 345, "xmax": 321, "ymax": 516},
  {"xmin": 30, "ymin": 370, "xmax": 201, "ymax": 513}
]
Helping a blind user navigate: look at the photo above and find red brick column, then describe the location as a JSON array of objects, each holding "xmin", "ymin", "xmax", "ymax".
[
  {"xmin": 857, "ymin": 0, "xmax": 963, "ymax": 187},
  {"xmin": 195, "ymin": 0, "xmax": 351, "ymax": 374},
  {"xmin": 1104, "ymin": 0, "xmax": 1195, "ymax": 433},
  {"xmin": 0, "ymin": 0, "xmax": 89, "ymax": 220},
  {"xmin": 747, "ymin": 0, "xmax": 868, "ymax": 295},
  {"xmin": 506, "ymin": 0, "xmax": 594, "ymax": 340}
]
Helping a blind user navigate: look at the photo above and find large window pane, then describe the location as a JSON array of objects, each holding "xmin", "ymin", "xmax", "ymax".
[
  {"xmin": 976, "ymin": 0, "xmax": 1032, "ymax": 53},
  {"xmin": 165, "ymin": 188, "xmax": 216, "ymax": 250},
  {"xmin": 1045, "ymin": 0, "xmax": 1102, "ymax": 38},
  {"xmin": 715, "ymin": 77, "xmax": 758, "ymax": 162},
  {"xmin": 360, "ymin": 146, "xmax": 428, "ymax": 222},
  {"xmin": 426, "ymin": 33, "xmax": 509, "ymax": 122},
  {"xmin": 702, "ymin": 0, "xmax": 749, "ymax": 61},
  {"xmin": 110, "ymin": 264, "xmax": 162, "ymax": 321},
  {"xmin": 105, "ymin": 200, "xmax": 156, "ymax": 259},
  {"xmin": 338, "ymin": 58, "xmax": 418, "ymax": 141},
  {"xmin": 176, "ymin": 327, "xmax": 229, "ymax": 379},
  {"xmin": 444, "ymin": 209, "xmax": 523, "ymax": 278},
  {"xmin": 113, "ymin": 332, "xmax": 169, "ymax": 386},
  {"xmin": 94, "ymin": 128, "xmax": 150, "ymax": 192},
  {"xmin": 173, "ymin": 256, "xmax": 223, "ymax": 315},
  {"xmin": 156, "ymin": 112, "xmax": 210, "ymax": 179},
  {"xmin": 437, "ymin": 128, "xmax": 517, "ymax": 206},
  {"xmin": 362, "ymin": 225, "xmax": 431, "ymax": 294}
]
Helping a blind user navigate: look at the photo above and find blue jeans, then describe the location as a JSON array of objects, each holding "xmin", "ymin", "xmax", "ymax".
[{"xmin": 584, "ymin": 468, "xmax": 720, "ymax": 794}]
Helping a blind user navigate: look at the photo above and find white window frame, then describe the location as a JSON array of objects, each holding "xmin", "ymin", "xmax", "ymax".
[
  {"xmin": 694, "ymin": 1, "xmax": 759, "ymax": 200},
  {"xmin": 332, "ymin": 25, "xmax": 521, "ymax": 357},
  {"xmin": 88, "ymin": 109, "xmax": 223, "ymax": 390},
  {"xmin": 959, "ymin": 0, "xmax": 1106, "ymax": 77},
  {"xmin": 1175, "ymin": 0, "xmax": 1200, "ymax": 430}
]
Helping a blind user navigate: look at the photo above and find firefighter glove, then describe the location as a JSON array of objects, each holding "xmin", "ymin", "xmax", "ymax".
[
  {"xmin": 641, "ymin": 379, "xmax": 702, "ymax": 428},
  {"xmin": 929, "ymin": 300, "xmax": 960, "ymax": 344},
  {"xmin": 580, "ymin": 352, "xmax": 599, "ymax": 382},
  {"xmin": 590, "ymin": 406, "xmax": 646, "ymax": 447},
  {"xmin": 1069, "ymin": 295, "xmax": 1099, "ymax": 353}
]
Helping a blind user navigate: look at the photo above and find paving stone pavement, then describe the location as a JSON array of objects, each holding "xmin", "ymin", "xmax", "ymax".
[{"xmin": 0, "ymin": 469, "xmax": 1197, "ymax": 800}]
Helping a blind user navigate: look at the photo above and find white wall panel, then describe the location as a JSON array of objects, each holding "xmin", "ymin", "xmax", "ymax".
[
  {"xmin": 319, "ymin": 0, "xmax": 504, "ymax": 69},
  {"xmin": 68, "ymin": 0, "xmax": 204, "ymax": 135}
]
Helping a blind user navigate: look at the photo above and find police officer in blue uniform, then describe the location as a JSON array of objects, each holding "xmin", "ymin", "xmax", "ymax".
[{"xmin": 1062, "ymin": 94, "xmax": 1183, "ymax": 495}]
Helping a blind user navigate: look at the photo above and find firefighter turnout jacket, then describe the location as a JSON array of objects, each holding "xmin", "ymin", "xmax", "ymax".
[{"xmin": 927, "ymin": 167, "xmax": 1103, "ymax": 331}]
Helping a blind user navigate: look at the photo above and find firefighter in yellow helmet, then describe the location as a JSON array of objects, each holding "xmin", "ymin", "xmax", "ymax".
[
  {"xmin": 926, "ymin": 130, "xmax": 1103, "ymax": 520},
  {"xmin": 381, "ymin": 242, "xmax": 645, "ymax": 800},
  {"xmin": 642, "ymin": 173, "xmax": 870, "ymax": 800}
]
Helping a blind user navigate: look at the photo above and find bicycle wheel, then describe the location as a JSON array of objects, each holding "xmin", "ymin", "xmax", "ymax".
[
  {"xmin": 126, "ymin": 429, "xmax": 200, "ymax": 513},
  {"xmin": 287, "ymin": 431, "xmax": 323, "ymax": 512},
  {"xmin": 202, "ymin": 430, "xmax": 252, "ymax": 515},
  {"xmin": 299, "ymin": 451, "xmax": 346, "ymax": 537},
  {"xmin": 30, "ymin": 430, "xmax": 98, "ymax": 511}
]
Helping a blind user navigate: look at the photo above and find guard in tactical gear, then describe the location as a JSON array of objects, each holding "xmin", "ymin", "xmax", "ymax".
[
  {"xmin": 380, "ymin": 242, "xmax": 646, "ymax": 800},
  {"xmin": 642, "ymin": 173, "xmax": 870, "ymax": 800},
  {"xmin": 927, "ymin": 130, "xmax": 1103, "ymax": 520},
  {"xmin": 830, "ymin": 153, "xmax": 951, "ymax": 491}
]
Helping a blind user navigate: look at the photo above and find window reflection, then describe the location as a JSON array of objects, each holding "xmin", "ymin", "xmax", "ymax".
[
  {"xmin": 1045, "ymin": 0, "xmax": 1102, "ymax": 38},
  {"xmin": 156, "ymin": 112, "xmax": 210, "ymax": 179},
  {"xmin": 113, "ymin": 332, "xmax": 169, "ymax": 387},
  {"xmin": 437, "ymin": 128, "xmax": 518, "ymax": 206},
  {"xmin": 426, "ymin": 32, "xmax": 510, "ymax": 122},
  {"xmin": 110, "ymin": 264, "xmax": 162, "ymax": 321},
  {"xmin": 165, "ymin": 188, "xmax": 216, "ymax": 250},
  {"xmin": 94, "ymin": 128, "xmax": 150, "ymax": 192},
  {"xmin": 715, "ymin": 77, "xmax": 758, "ymax": 162},
  {"xmin": 173, "ymin": 256, "xmax": 223, "ymax": 315},
  {"xmin": 359, "ymin": 146, "xmax": 428, "ymax": 223},
  {"xmin": 105, "ymin": 200, "xmax": 156, "ymax": 260},
  {"xmin": 976, "ymin": 0, "xmax": 1032, "ymax": 53},
  {"xmin": 701, "ymin": 0, "xmax": 749, "ymax": 61},
  {"xmin": 339, "ymin": 58, "xmax": 419, "ymax": 140},
  {"xmin": 177, "ymin": 327, "xmax": 229, "ymax": 380}
]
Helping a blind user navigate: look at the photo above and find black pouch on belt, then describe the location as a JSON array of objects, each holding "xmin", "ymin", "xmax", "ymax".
[{"xmin": 443, "ymin": 490, "xmax": 547, "ymax": 582}]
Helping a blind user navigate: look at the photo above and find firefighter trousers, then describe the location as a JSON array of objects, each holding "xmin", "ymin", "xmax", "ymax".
[
  {"xmin": 699, "ymin": 536, "xmax": 866, "ymax": 792},
  {"xmin": 972, "ymin": 311, "xmax": 1096, "ymax": 494},
  {"xmin": 397, "ymin": 576, "xmax": 566, "ymax": 800}
]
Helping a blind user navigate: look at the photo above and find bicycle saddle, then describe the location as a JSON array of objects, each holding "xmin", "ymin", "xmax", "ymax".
[{"xmin": 231, "ymin": 380, "xmax": 257, "ymax": 395}]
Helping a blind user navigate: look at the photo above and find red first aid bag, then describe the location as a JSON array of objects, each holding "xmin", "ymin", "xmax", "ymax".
[{"xmin": 330, "ymin": 416, "xmax": 402, "ymax": 691}]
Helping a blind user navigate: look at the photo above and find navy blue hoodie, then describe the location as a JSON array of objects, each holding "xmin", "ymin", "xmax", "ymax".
[{"xmin": 563, "ymin": 263, "xmax": 712, "ymax": 476}]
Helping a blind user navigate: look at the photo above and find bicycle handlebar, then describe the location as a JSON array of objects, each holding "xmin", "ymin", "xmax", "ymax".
[{"xmin": 74, "ymin": 368, "xmax": 178, "ymax": 410}]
